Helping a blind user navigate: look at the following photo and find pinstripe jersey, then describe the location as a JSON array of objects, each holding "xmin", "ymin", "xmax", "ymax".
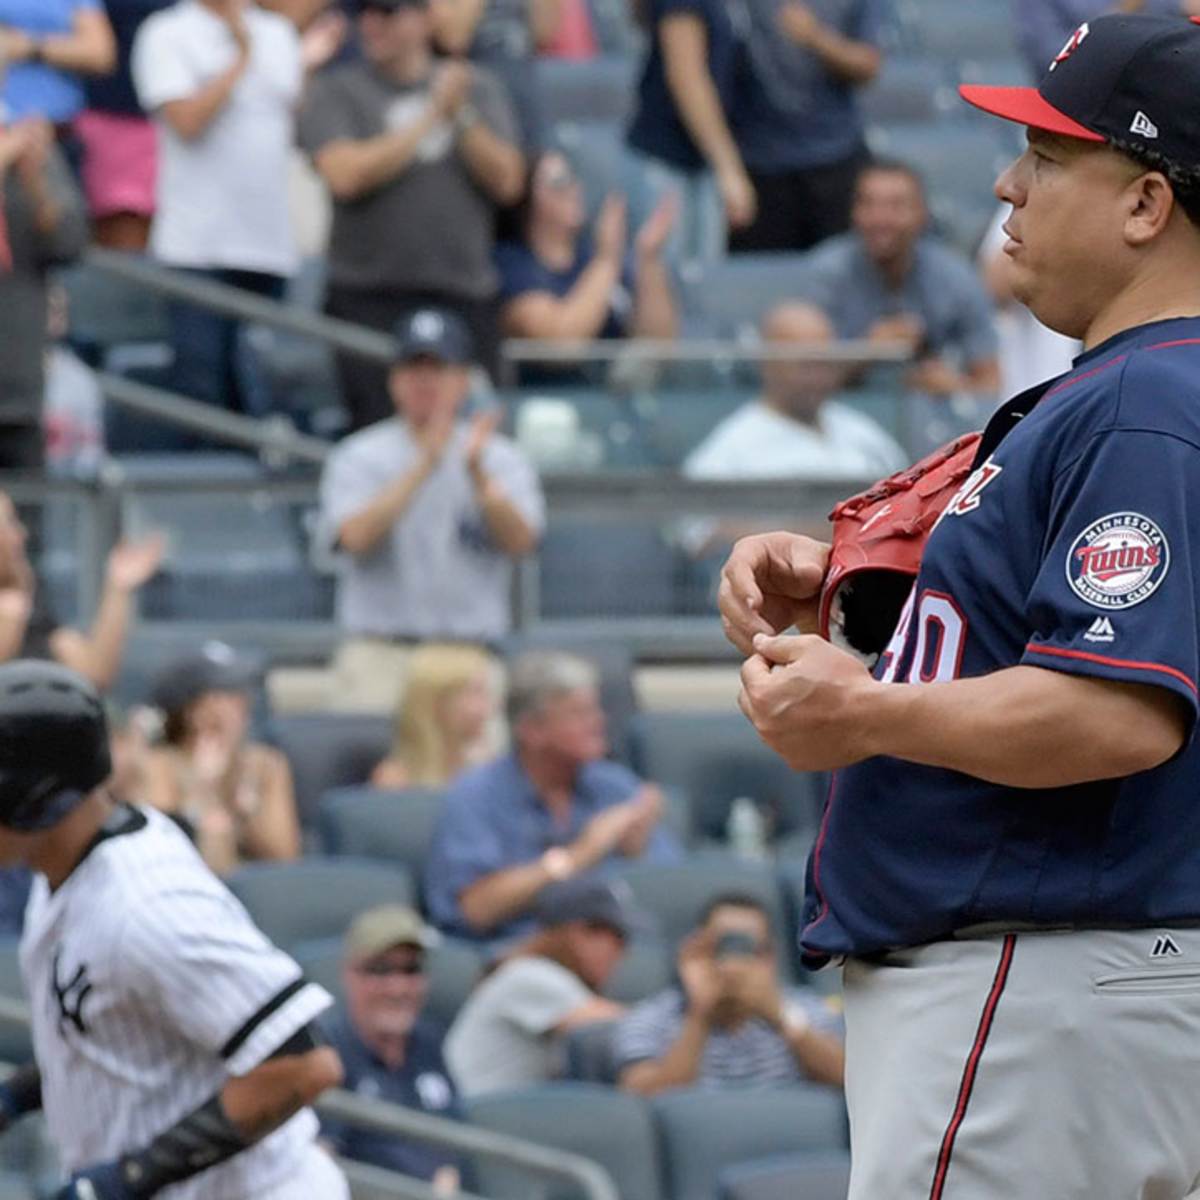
[{"xmin": 20, "ymin": 805, "xmax": 334, "ymax": 1200}]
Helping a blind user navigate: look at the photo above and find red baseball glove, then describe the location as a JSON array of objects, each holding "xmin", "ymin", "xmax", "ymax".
[{"xmin": 819, "ymin": 432, "xmax": 983, "ymax": 662}]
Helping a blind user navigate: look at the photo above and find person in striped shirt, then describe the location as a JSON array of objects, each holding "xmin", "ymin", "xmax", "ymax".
[{"xmin": 614, "ymin": 892, "xmax": 844, "ymax": 1094}]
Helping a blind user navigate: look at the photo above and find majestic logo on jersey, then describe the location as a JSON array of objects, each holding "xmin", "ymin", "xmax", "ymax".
[
  {"xmin": 1067, "ymin": 512, "xmax": 1169, "ymax": 610},
  {"xmin": 1083, "ymin": 616, "xmax": 1116, "ymax": 644},
  {"xmin": 943, "ymin": 459, "xmax": 1002, "ymax": 519},
  {"xmin": 1050, "ymin": 22, "xmax": 1089, "ymax": 70},
  {"xmin": 51, "ymin": 949, "xmax": 93, "ymax": 1037}
]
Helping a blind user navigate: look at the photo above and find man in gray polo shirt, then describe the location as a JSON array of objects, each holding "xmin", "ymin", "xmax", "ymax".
[{"xmin": 319, "ymin": 308, "xmax": 544, "ymax": 709}]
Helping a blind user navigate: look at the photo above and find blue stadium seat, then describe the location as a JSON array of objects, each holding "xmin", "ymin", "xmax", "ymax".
[
  {"xmin": 268, "ymin": 713, "xmax": 393, "ymax": 832},
  {"xmin": 612, "ymin": 858, "xmax": 789, "ymax": 958},
  {"xmin": 719, "ymin": 1151, "xmax": 852, "ymax": 1200},
  {"xmin": 0, "ymin": 937, "xmax": 31, "ymax": 1065},
  {"xmin": 638, "ymin": 388, "xmax": 748, "ymax": 465},
  {"xmin": 564, "ymin": 1021, "xmax": 620, "ymax": 1084},
  {"xmin": 538, "ymin": 520, "xmax": 678, "ymax": 617},
  {"xmin": 678, "ymin": 254, "xmax": 818, "ymax": 339},
  {"xmin": 653, "ymin": 1087, "xmax": 848, "ymax": 1200},
  {"xmin": 897, "ymin": 0, "xmax": 1016, "ymax": 62},
  {"xmin": 466, "ymin": 1084, "xmax": 665, "ymax": 1200},
  {"xmin": 506, "ymin": 389, "xmax": 655, "ymax": 469},
  {"xmin": 535, "ymin": 57, "xmax": 636, "ymax": 124},
  {"xmin": 115, "ymin": 454, "xmax": 330, "ymax": 621},
  {"xmin": 61, "ymin": 260, "xmax": 171, "ymax": 361},
  {"xmin": 318, "ymin": 786, "xmax": 445, "ymax": 894},
  {"xmin": 293, "ymin": 934, "xmax": 484, "ymax": 1029},
  {"xmin": 227, "ymin": 858, "xmax": 413, "ymax": 952},
  {"xmin": 630, "ymin": 712, "xmax": 825, "ymax": 844}
]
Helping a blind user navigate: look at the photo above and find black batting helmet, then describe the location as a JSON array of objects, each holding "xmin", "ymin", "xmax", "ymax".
[{"xmin": 0, "ymin": 661, "xmax": 111, "ymax": 832}]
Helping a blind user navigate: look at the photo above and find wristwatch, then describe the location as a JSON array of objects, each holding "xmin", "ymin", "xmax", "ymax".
[{"xmin": 540, "ymin": 846, "xmax": 575, "ymax": 882}]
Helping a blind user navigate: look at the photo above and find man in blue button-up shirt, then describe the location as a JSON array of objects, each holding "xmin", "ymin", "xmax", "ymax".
[{"xmin": 425, "ymin": 651, "xmax": 681, "ymax": 943}]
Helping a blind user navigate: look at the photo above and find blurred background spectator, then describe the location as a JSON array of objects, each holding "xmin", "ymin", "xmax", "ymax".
[
  {"xmin": 496, "ymin": 151, "xmax": 679, "ymax": 379},
  {"xmin": 0, "ymin": 0, "xmax": 115, "ymax": 127},
  {"xmin": 615, "ymin": 892, "xmax": 844, "ymax": 1093},
  {"xmin": 320, "ymin": 904, "xmax": 467, "ymax": 1195},
  {"xmin": 132, "ymin": 0, "xmax": 303, "ymax": 420},
  {"xmin": 803, "ymin": 160, "xmax": 1000, "ymax": 403},
  {"xmin": 446, "ymin": 877, "xmax": 633, "ymax": 1096},
  {"xmin": 0, "ymin": 118, "xmax": 87, "ymax": 472},
  {"xmin": 0, "ymin": 489, "xmax": 163, "ymax": 687},
  {"xmin": 625, "ymin": 0, "xmax": 749, "ymax": 261},
  {"xmin": 319, "ymin": 309, "xmax": 542, "ymax": 712},
  {"xmin": 75, "ymin": 0, "xmax": 172, "ymax": 251},
  {"xmin": 424, "ymin": 650, "xmax": 680, "ymax": 943},
  {"xmin": 684, "ymin": 301, "xmax": 906, "ymax": 483},
  {"xmin": 298, "ymin": 0, "xmax": 524, "ymax": 424},
  {"xmin": 371, "ymin": 641, "xmax": 498, "ymax": 789},
  {"xmin": 143, "ymin": 640, "xmax": 301, "ymax": 875},
  {"xmin": 728, "ymin": 0, "xmax": 885, "ymax": 253}
]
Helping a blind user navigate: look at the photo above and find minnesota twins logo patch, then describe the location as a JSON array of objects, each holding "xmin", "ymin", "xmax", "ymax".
[{"xmin": 1067, "ymin": 512, "xmax": 1169, "ymax": 610}]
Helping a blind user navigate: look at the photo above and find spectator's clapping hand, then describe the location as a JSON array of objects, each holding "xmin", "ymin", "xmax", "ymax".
[
  {"xmin": 218, "ymin": 0, "xmax": 252, "ymax": 58},
  {"xmin": 906, "ymin": 356, "xmax": 966, "ymax": 398},
  {"xmin": 301, "ymin": 8, "xmax": 348, "ymax": 73},
  {"xmin": 416, "ymin": 398, "xmax": 459, "ymax": 469},
  {"xmin": 0, "ymin": 25, "xmax": 35, "ymax": 68},
  {"xmin": 105, "ymin": 533, "xmax": 167, "ymax": 593},
  {"xmin": 716, "ymin": 166, "xmax": 757, "ymax": 231},
  {"xmin": 617, "ymin": 783, "xmax": 665, "ymax": 857},
  {"xmin": 573, "ymin": 797, "xmax": 646, "ymax": 869},
  {"xmin": 778, "ymin": 2, "xmax": 821, "ymax": 46},
  {"xmin": 593, "ymin": 195, "xmax": 628, "ymax": 266},
  {"xmin": 432, "ymin": 60, "xmax": 472, "ymax": 120},
  {"xmin": 678, "ymin": 931, "xmax": 722, "ymax": 1020},
  {"xmin": 867, "ymin": 313, "xmax": 925, "ymax": 354},
  {"xmin": 634, "ymin": 193, "xmax": 679, "ymax": 263},
  {"xmin": 464, "ymin": 407, "xmax": 502, "ymax": 478}
]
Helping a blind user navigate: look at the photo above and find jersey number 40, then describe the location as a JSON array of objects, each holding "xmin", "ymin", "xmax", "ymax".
[{"xmin": 878, "ymin": 588, "xmax": 967, "ymax": 684}]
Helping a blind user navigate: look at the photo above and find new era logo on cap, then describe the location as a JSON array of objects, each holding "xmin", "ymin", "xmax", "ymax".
[{"xmin": 1131, "ymin": 111, "xmax": 1159, "ymax": 139}]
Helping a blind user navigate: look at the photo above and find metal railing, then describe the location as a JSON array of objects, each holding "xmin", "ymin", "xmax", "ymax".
[{"xmin": 0, "ymin": 996, "xmax": 620, "ymax": 1200}]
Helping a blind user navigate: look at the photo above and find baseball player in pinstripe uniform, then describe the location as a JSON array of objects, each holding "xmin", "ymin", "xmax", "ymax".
[
  {"xmin": 0, "ymin": 660, "xmax": 350, "ymax": 1200},
  {"xmin": 724, "ymin": 14, "xmax": 1200, "ymax": 1200}
]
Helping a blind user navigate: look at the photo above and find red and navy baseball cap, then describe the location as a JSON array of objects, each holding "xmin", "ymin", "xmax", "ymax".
[{"xmin": 961, "ymin": 14, "xmax": 1200, "ymax": 166}]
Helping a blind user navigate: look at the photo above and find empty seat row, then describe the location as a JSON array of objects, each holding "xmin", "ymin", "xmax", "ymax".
[{"xmin": 465, "ymin": 1081, "xmax": 848, "ymax": 1200}]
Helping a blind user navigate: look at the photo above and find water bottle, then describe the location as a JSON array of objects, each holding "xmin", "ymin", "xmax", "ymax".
[{"xmin": 727, "ymin": 797, "xmax": 767, "ymax": 860}]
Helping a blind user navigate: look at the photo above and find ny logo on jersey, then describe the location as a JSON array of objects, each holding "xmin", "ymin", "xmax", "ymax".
[
  {"xmin": 942, "ymin": 459, "xmax": 1003, "ymax": 521},
  {"xmin": 51, "ymin": 949, "xmax": 93, "ymax": 1037}
]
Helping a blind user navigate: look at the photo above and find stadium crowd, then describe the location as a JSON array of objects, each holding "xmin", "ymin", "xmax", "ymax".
[{"xmin": 2, "ymin": 0, "xmax": 1198, "ymax": 1197}]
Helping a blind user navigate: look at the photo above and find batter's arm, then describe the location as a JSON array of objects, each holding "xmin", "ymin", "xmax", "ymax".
[
  {"xmin": 743, "ymin": 635, "xmax": 1189, "ymax": 788},
  {"xmin": 56, "ymin": 1032, "xmax": 342, "ymax": 1199}
]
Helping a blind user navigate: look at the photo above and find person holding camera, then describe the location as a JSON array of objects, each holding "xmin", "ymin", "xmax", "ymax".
[{"xmin": 614, "ymin": 892, "xmax": 843, "ymax": 1094}]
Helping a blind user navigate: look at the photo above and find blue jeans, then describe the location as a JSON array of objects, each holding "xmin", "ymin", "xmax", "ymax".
[{"xmin": 168, "ymin": 267, "xmax": 286, "ymax": 419}]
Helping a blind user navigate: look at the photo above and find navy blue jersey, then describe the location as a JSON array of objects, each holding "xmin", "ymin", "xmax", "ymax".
[{"xmin": 801, "ymin": 317, "xmax": 1200, "ymax": 965}]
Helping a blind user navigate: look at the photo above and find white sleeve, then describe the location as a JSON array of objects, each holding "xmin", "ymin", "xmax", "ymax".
[
  {"xmin": 317, "ymin": 443, "xmax": 384, "ymax": 554},
  {"xmin": 132, "ymin": 16, "xmax": 203, "ymax": 111},
  {"xmin": 121, "ymin": 887, "xmax": 332, "ymax": 1076}
]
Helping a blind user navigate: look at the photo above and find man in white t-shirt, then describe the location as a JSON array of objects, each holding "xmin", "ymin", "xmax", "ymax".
[
  {"xmin": 131, "ymin": 0, "xmax": 302, "ymax": 423},
  {"xmin": 686, "ymin": 302, "xmax": 907, "ymax": 483},
  {"xmin": 680, "ymin": 301, "xmax": 907, "ymax": 556}
]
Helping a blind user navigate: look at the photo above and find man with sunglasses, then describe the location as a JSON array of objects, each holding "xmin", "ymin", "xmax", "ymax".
[
  {"xmin": 320, "ymin": 905, "xmax": 468, "ymax": 1193},
  {"xmin": 614, "ymin": 893, "xmax": 843, "ymax": 1095}
]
